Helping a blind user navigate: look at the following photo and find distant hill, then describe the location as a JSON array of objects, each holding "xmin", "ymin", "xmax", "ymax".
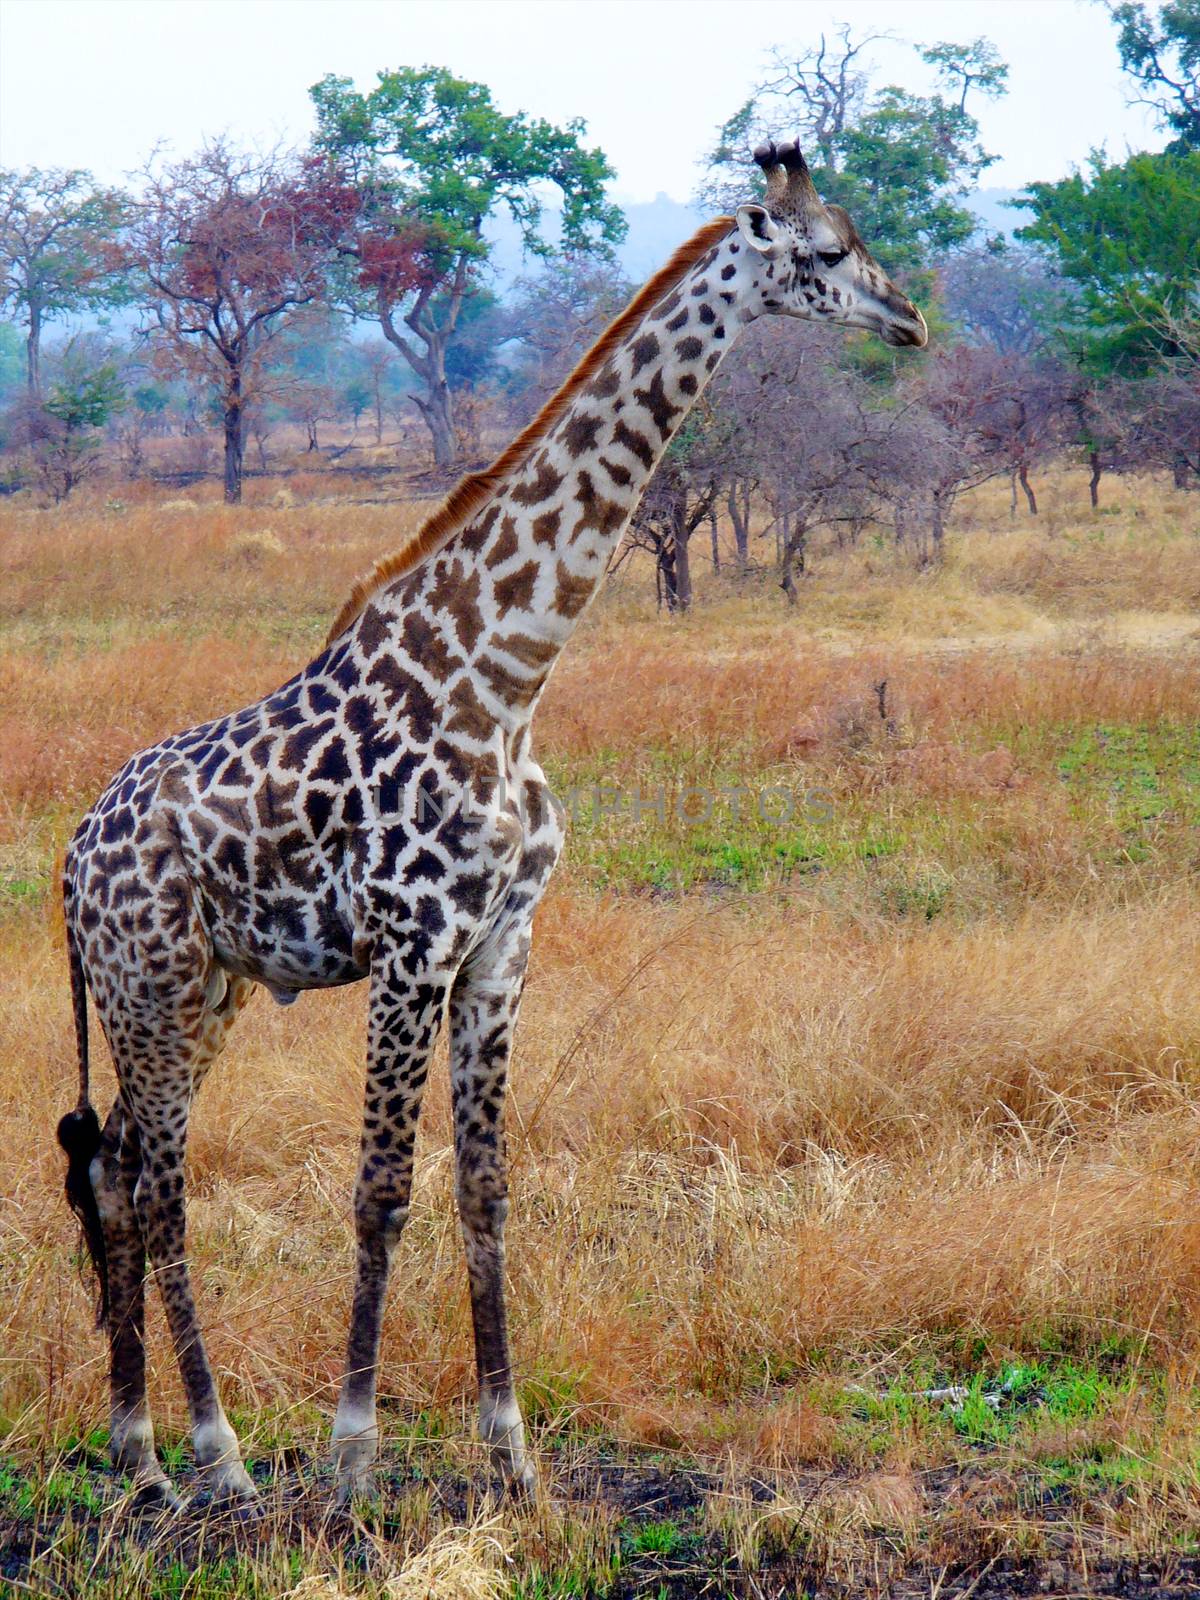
[
  {"xmin": 482, "ymin": 192, "xmax": 708, "ymax": 287},
  {"xmin": 484, "ymin": 185, "xmax": 1035, "ymax": 288}
]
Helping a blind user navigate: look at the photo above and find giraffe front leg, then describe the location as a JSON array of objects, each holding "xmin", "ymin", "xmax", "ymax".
[
  {"xmin": 331, "ymin": 958, "xmax": 449, "ymax": 1504},
  {"xmin": 450, "ymin": 928, "xmax": 535, "ymax": 1496}
]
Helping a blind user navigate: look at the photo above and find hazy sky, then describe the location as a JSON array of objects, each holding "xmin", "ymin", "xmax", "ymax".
[{"xmin": 0, "ymin": 0, "xmax": 1165, "ymax": 203}]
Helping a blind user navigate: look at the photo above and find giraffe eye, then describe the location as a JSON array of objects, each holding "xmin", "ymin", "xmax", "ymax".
[{"xmin": 818, "ymin": 249, "xmax": 848, "ymax": 268}]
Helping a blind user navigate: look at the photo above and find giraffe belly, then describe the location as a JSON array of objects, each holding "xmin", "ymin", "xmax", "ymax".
[
  {"xmin": 204, "ymin": 885, "xmax": 367, "ymax": 995},
  {"xmin": 209, "ymin": 933, "xmax": 367, "ymax": 994}
]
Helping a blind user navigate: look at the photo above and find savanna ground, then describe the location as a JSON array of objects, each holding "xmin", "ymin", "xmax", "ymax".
[{"xmin": 2, "ymin": 454, "xmax": 1200, "ymax": 1598}]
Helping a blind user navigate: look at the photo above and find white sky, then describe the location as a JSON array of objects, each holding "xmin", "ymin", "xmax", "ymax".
[{"xmin": 0, "ymin": 0, "xmax": 1165, "ymax": 203}]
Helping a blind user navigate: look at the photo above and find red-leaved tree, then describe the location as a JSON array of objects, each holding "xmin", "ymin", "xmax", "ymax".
[{"xmin": 126, "ymin": 140, "xmax": 355, "ymax": 501}]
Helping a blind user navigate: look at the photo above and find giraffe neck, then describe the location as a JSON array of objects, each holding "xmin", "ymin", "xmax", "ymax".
[{"xmin": 431, "ymin": 226, "xmax": 761, "ymax": 724}]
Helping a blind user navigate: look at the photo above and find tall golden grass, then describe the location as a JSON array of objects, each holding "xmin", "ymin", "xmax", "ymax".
[{"xmin": 1, "ymin": 465, "xmax": 1199, "ymax": 1485}]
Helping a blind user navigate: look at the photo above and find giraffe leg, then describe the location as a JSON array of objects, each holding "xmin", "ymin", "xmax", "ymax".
[
  {"xmin": 131, "ymin": 1103, "xmax": 256, "ymax": 1504},
  {"xmin": 449, "ymin": 930, "xmax": 535, "ymax": 1495},
  {"xmin": 330, "ymin": 958, "xmax": 450, "ymax": 1503},
  {"xmin": 90, "ymin": 1099, "xmax": 177, "ymax": 1504},
  {"xmin": 104, "ymin": 967, "xmax": 257, "ymax": 1506}
]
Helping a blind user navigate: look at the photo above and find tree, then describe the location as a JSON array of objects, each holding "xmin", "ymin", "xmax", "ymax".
[
  {"xmin": 0, "ymin": 167, "xmax": 127, "ymax": 398},
  {"xmin": 625, "ymin": 406, "xmax": 729, "ymax": 610},
  {"xmin": 706, "ymin": 30, "xmax": 1008, "ymax": 272},
  {"xmin": 270, "ymin": 305, "xmax": 347, "ymax": 451},
  {"xmin": 1108, "ymin": 1, "xmax": 1200, "ymax": 150},
  {"xmin": 503, "ymin": 255, "xmax": 631, "ymax": 422},
  {"xmin": 1018, "ymin": 149, "xmax": 1200, "ymax": 370},
  {"xmin": 939, "ymin": 242, "xmax": 1074, "ymax": 356},
  {"xmin": 125, "ymin": 140, "xmax": 353, "ymax": 502},
  {"xmin": 32, "ymin": 337, "xmax": 125, "ymax": 501},
  {"xmin": 311, "ymin": 65, "xmax": 625, "ymax": 467}
]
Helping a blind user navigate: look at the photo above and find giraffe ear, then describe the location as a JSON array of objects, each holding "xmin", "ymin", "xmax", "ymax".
[{"xmin": 735, "ymin": 204, "xmax": 782, "ymax": 255}]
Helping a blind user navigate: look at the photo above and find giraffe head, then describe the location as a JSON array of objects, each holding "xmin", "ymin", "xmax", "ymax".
[{"xmin": 737, "ymin": 140, "xmax": 928, "ymax": 348}]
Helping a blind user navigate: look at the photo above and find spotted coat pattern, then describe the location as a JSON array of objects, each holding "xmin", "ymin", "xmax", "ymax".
[{"xmin": 62, "ymin": 158, "xmax": 926, "ymax": 1505}]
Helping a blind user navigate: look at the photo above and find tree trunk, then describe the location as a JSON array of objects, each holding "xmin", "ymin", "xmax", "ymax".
[
  {"xmin": 1018, "ymin": 463, "xmax": 1038, "ymax": 515},
  {"xmin": 26, "ymin": 299, "xmax": 41, "ymax": 400},
  {"xmin": 373, "ymin": 378, "xmax": 383, "ymax": 445},
  {"xmin": 658, "ymin": 536, "xmax": 679, "ymax": 612},
  {"xmin": 1089, "ymin": 450, "xmax": 1103, "ymax": 509},
  {"xmin": 411, "ymin": 328, "xmax": 456, "ymax": 469},
  {"xmin": 727, "ymin": 484, "xmax": 750, "ymax": 571},
  {"xmin": 930, "ymin": 490, "xmax": 946, "ymax": 563},
  {"xmin": 1173, "ymin": 454, "xmax": 1191, "ymax": 490},
  {"xmin": 672, "ymin": 504, "xmax": 693, "ymax": 612},
  {"xmin": 709, "ymin": 507, "xmax": 720, "ymax": 574},
  {"xmin": 779, "ymin": 516, "xmax": 806, "ymax": 603},
  {"xmin": 223, "ymin": 374, "xmax": 244, "ymax": 505}
]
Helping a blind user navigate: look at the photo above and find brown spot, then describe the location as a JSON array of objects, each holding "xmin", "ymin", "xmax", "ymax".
[
  {"xmin": 634, "ymin": 369, "xmax": 682, "ymax": 438},
  {"xmin": 254, "ymin": 774, "xmax": 299, "ymax": 830},
  {"xmin": 426, "ymin": 563, "xmax": 482, "ymax": 654},
  {"xmin": 398, "ymin": 612, "xmax": 459, "ymax": 682},
  {"xmin": 493, "ymin": 560, "xmax": 539, "ymax": 616},
  {"xmin": 510, "ymin": 452, "xmax": 564, "ymax": 506},
  {"xmin": 497, "ymin": 631, "xmax": 557, "ymax": 668},
  {"xmin": 676, "ymin": 336, "xmax": 703, "ymax": 361},
  {"xmin": 679, "ymin": 374, "xmax": 698, "ymax": 396},
  {"xmin": 357, "ymin": 604, "xmax": 389, "ymax": 656},
  {"xmin": 666, "ymin": 308, "xmax": 688, "ymax": 332},
  {"xmin": 478, "ymin": 653, "xmax": 538, "ymax": 707},
  {"xmin": 573, "ymin": 470, "xmax": 627, "ymax": 538},
  {"xmin": 562, "ymin": 410, "xmax": 604, "ymax": 457},
  {"xmin": 629, "ymin": 332, "xmax": 660, "ymax": 377},
  {"xmin": 459, "ymin": 502, "xmax": 500, "ymax": 555},
  {"xmin": 554, "ymin": 561, "xmax": 593, "ymax": 618},
  {"xmin": 446, "ymin": 679, "xmax": 494, "ymax": 740},
  {"xmin": 532, "ymin": 508, "xmax": 561, "ymax": 546},
  {"xmin": 653, "ymin": 289, "xmax": 682, "ymax": 319},
  {"xmin": 614, "ymin": 418, "xmax": 653, "ymax": 468},
  {"xmin": 690, "ymin": 279, "xmax": 709, "ymax": 297},
  {"xmin": 599, "ymin": 453, "xmax": 633, "ymax": 487},
  {"xmin": 588, "ymin": 363, "xmax": 621, "ymax": 399},
  {"xmin": 484, "ymin": 514, "xmax": 519, "ymax": 568}
]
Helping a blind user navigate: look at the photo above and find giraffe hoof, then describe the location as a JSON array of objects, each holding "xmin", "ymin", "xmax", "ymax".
[
  {"xmin": 202, "ymin": 1461, "xmax": 260, "ymax": 1508},
  {"xmin": 503, "ymin": 1459, "xmax": 539, "ymax": 1502},
  {"xmin": 332, "ymin": 1463, "xmax": 380, "ymax": 1510},
  {"xmin": 128, "ymin": 1475, "xmax": 185, "ymax": 1515}
]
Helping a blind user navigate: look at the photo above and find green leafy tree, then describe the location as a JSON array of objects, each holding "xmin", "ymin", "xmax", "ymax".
[
  {"xmin": 310, "ymin": 65, "xmax": 626, "ymax": 466},
  {"xmin": 35, "ymin": 351, "xmax": 125, "ymax": 501},
  {"xmin": 1108, "ymin": 1, "xmax": 1200, "ymax": 150},
  {"xmin": 0, "ymin": 321, "xmax": 24, "ymax": 399},
  {"xmin": 706, "ymin": 30, "xmax": 1008, "ymax": 273},
  {"xmin": 1017, "ymin": 148, "xmax": 1200, "ymax": 369},
  {"xmin": 0, "ymin": 167, "xmax": 128, "ymax": 398}
]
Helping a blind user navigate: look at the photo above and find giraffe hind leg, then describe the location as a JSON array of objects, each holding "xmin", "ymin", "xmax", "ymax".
[
  {"xmin": 90, "ymin": 1098, "xmax": 178, "ymax": 1505},
  {"xmin": 96, "ymin": 956, "xmax": 257, "ymax": 1505}
]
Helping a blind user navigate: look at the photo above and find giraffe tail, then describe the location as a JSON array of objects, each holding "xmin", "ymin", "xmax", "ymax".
[{"xmin": 56, "ymin": 916, "xmax": 108, "ymax": 1328}]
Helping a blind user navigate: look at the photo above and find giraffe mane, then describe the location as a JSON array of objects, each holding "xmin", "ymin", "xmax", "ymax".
[{"xmin": 326, "ymin": 215, "xmax": 736, "ymax": 643}]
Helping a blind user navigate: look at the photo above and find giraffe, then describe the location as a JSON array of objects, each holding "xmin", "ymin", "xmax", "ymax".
[{"xmin": 57, "ymin": 142, "xmax": 926, "ymax": 1509}]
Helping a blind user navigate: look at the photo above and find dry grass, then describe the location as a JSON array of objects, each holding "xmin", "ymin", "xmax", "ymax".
[{"xmin": 2, "ymin": 464, "xmax": 1200, "ymax": 1589}]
